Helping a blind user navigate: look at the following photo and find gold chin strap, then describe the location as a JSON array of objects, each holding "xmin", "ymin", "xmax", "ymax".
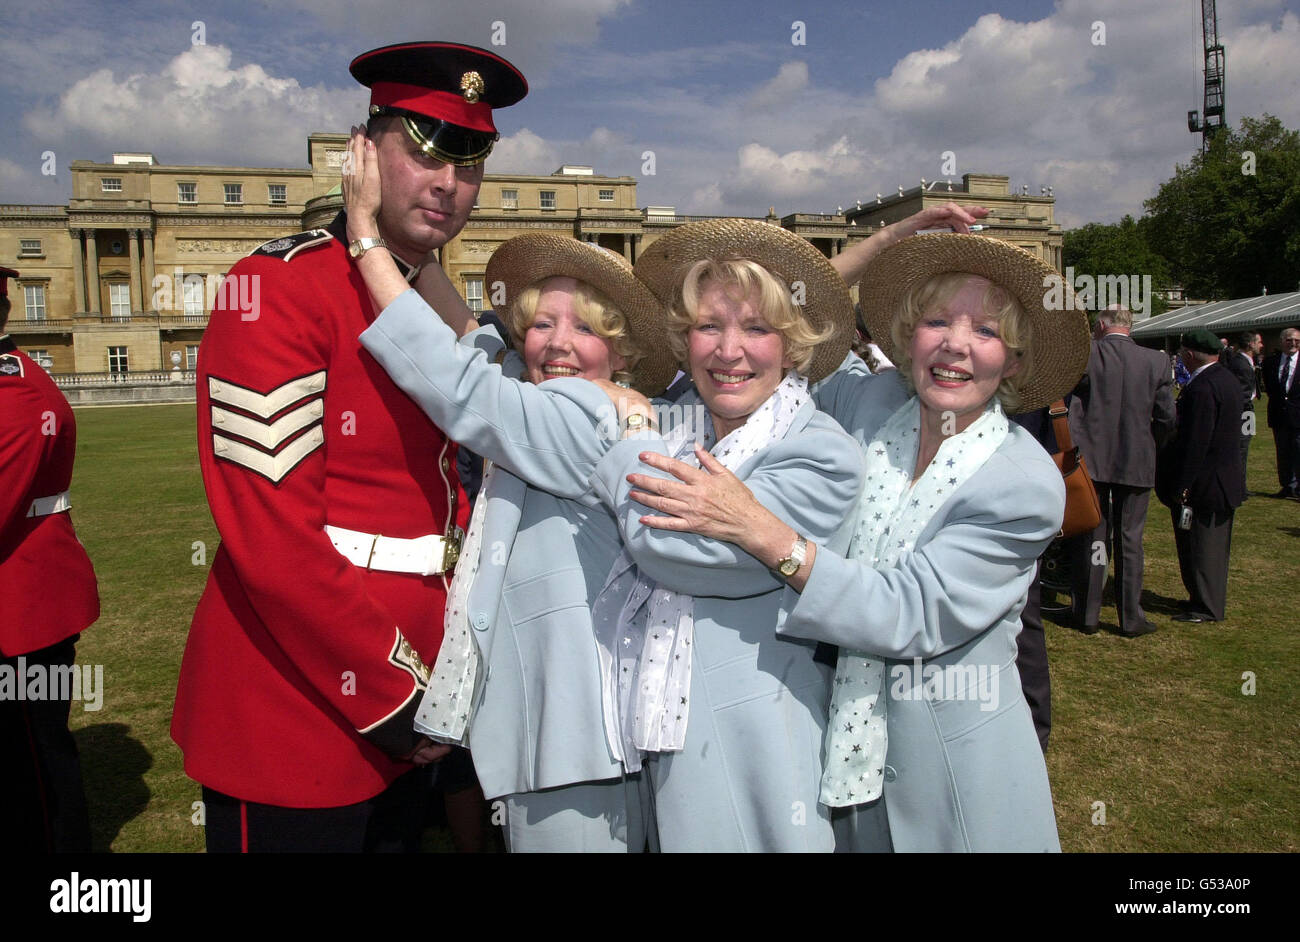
[{"xmin": 400, "ymin": 116, "xmax": 493, "ymax": 167}]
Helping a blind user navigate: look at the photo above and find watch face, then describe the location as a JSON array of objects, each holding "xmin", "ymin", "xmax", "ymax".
[
  {"xmin": 348, "ymin": 243, "xmax": 362, "ymax": 258},
  {"xmin": 778, "ymin": 559, "xmax": 798, "ymax": 576}
]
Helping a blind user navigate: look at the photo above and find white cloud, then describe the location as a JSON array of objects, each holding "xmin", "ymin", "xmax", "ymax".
[
  {"xmin": 491, "ymin": 128, "xmax": 561, "ymax": 174},
  {"xmin": 748, "ymin": 61, "xmax": 810, "ymax": 110},
  {"xmin": 23, "ymin": 45, "xmax": 360, "ymax": 169}
]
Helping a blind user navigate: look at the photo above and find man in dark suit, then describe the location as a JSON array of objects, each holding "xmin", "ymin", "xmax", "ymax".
[
  {"xmin": 1157, "ymin": 329, "xmax": 1248, "ymax": 623},
  {"xmin": 1068, "ymin": 306, "xmax": 1176, "ymax": 637},
  {"xmin": 1222, "ymin": 331, "xmax": 1262, "ymax": 483},
  {"xmin": 1262, "ymin": 327, "xmax": 1300, "ymax": 499}
]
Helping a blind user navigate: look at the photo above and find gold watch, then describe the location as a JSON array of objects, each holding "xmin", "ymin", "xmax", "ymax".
[
  {"xmin": 621, "ymin": 412, "xmax": 655, "ymax": 437},
  {"xmin": 777, "ymin": 534, "xmax": 808, "ymax": 578},
  {"xmin": 348, "ymin": 236, "xmax": 387, "ymax": 258}
]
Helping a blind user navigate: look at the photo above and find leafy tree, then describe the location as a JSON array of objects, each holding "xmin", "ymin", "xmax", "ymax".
[
  {"xmin": 1144, "ymin": 114, "xmax": 1300, "ymax": 300},
  {"xmin": 1062, "ymin": 215, "xmax": 1171, "ymax": 319}
]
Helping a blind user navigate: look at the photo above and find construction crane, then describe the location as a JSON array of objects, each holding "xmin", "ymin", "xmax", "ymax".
[{"xmin": 1187, "ymin": 0, "xmax": 1227, "ymax": 150}]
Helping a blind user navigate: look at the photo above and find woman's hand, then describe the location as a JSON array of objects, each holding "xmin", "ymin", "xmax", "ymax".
[
  {"xmin": 627, "ymin": 445, "xmax": 779, "ymax": 549},
  {"xmin": 832, "ymin": 202, "xmax": 990, "ymax": 284},
  {"xmin": 341, "ymin": 125, "xmax": 383, "ymax": 242},
  {"xmin": 893, "ymin": 201, "xmax": 988, "ymax": 238}
]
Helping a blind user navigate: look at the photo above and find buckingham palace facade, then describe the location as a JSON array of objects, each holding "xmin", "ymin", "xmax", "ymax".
[{"xmin": 0, "ymin": 133, "xmax": 1061, "ymax": 381}]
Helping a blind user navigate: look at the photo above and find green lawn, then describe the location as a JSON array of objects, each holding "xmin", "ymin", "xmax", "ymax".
[{"xmin": 66, "ymin": 402, "xmax": 1298, "ymax": 852}]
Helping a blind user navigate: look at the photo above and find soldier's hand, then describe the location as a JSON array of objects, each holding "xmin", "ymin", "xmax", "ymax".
[
  {"xmin": 342, "ymin": 124, "xmax": 384, "ymax": 240},
  {"xmin": 404, "ymin": 737, "xmax": 451, "ymax": 766}
]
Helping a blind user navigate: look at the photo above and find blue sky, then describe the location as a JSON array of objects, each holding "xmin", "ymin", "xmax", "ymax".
[{"xmin": 2, "ymin": 0, "xmax": 1297, "ymax": 226}]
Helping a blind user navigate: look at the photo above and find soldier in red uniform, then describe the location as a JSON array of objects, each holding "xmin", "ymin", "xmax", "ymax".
[
  {"xmin": 0, "ymin": 265, "xmax": 98, "ymax": 851},
  {"xmin": 170, "ymin": 43, "xmax": 527, "ymax": 852}
]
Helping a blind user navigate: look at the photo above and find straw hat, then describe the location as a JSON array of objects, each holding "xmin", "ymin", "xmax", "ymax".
[
  {"xmin": 858, "ymin": 233, "xmax": 1091, "ymax": 413},
  {"xmin": 633, "ymin": 218, "xmax": 855, "ymax": 383},
  {"xmin": 484, "ymin": 233, "xmax": 677, "ymax": 396}
]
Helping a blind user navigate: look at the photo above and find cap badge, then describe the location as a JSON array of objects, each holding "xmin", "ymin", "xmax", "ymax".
[{"xmin": 460, "ymin": 71, "xmax": 485, "ymax": 103}]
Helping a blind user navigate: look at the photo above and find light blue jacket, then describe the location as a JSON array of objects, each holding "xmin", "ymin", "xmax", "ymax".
[
  {"xmin": 589, "ymin": 398, "xmax": 866, "ymax": 851},
  {"xmin": 795, "ymin": 368, "xmax": 1063, "ymax": 852},
  {"xmin": 360, "ymin": 290, "xmax": 629, "ymax": 799}
]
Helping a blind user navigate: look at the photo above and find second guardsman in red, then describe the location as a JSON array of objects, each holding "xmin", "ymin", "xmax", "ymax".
[{"xmin": 171, "ymin": 43, "xmax": 527, "ymax": 852}]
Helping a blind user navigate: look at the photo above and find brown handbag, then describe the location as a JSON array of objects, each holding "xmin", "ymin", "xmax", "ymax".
[{"xmin": 1048, "ymin": 399, "xmax": 1102, "ymax": 539}]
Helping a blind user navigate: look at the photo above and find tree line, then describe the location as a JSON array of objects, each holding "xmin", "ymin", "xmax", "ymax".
[{"xmin": 1063, "ymin": 114, "xmax": 1300, "ymax": 315}]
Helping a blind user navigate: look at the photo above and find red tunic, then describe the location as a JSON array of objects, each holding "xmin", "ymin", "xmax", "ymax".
[
  {"xmin": 0, "ymin": 337, "xmax": 100, "ymax": 656},
  {"xmin": 170, "ymin": 220, "xmax": 470, "ymax": 808}
]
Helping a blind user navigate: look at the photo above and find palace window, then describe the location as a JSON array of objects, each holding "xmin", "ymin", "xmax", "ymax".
[
  {"xmin": 27, "ymin": 349, "xmax": 51, "ymax": 369},
  {"xmin": 539, "ymin": 190, "xmax": 556, "ymax": 211},
  {"xmin": 101, "ymin": 177, "xmax": 123, "ymax": 192},
  {"xmin": 19, "ymin": 239, "xmax": 43, "ymax": 257},
  {"xmin": 109, "ymin": 283, "xmax": 131, "ymax": 321},
  {"xmin": 464, "ymin": 277, "xmax": 484, "ymax": 313},
  {"xmin": 178, "ymin": 182, "xmax": 197, "ymax": 204},
  {"xmin": 24, "ymin": 284, "xmax": 47, "ymax": 321},
  {"xmin": 186, "ymin": 344, "xmax": 200, "ymax": 370},
  {"xmin": 224, "ymin": 183, "xmax": 243, "ymax": 205},
  {"xmin": 599, "ymin": 189, "xmax": 615, "ymax": 202},
  {"xmin": 268, "ymin": 183, "xmax": 287, "ymax": 205},
  {"xmin": 108, "ymin": 346, "xmax": 129, "ymax": 373},
  {"xmin": 183, "ymin": 275, "xmax": 206, "ymax": 318},
  {"xmin": 501, "ymin": 189, "xmax": 518, "ymax": 210}
]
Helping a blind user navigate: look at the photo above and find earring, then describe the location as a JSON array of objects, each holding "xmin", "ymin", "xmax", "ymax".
[{"xmin": 612, "ymin": 370, "xmax": 634, "ymax": 389}]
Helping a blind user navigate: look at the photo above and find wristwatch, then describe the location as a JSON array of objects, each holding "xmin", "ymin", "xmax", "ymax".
[
  {"xmin": 348, "ymin": 236, "xmax": 388, "ymax": 258},
  {"xmin": 776, "ymin": 534, "xmax": 808, "ymax": 578},
  {"xmin": 621, "ymin": 412, "xmax": 655, "ymax": 438}
]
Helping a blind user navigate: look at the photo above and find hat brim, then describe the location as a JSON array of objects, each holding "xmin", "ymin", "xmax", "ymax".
[
  {"xmin": 632, "ymin": 219, "xmax": 854, "ymax": 383},
  {"xmin": 859, "ymin": 234, "xmax": 1091, "ymax": 414},
  {"xmin": 484, "ymin": 234, "xmax": 678, "ymax": 397}
]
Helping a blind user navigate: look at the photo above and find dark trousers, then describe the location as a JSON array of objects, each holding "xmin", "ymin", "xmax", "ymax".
[
  {"xmin": 1015, "ymin": 558, "xmax": 1051, "ymax": 753},
  {"xmin": 1240, "ymin": 412, "xmax": 1252, "ymax": 486},
  {"xmin": 1071, "ymin": 482, "xmax": 1151, "ymax": 632},
  {"xmin": 0, "ymin": 636, "xmax": 92, "ymax": 852},
  {"xmin": 1273, "ymin": 419, "xmax": 1300, "ymax": 493},
  {"xmin": 202, "ymin": 766, "xmax": 429, "ymax": 853},
  {"xmin": 1171, "ymin": 506, "xmax": 1235, "ymax": 621}
]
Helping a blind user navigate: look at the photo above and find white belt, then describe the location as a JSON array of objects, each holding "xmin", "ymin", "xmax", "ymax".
[
  {"xmin": 325, "ymin": 524, "xmax": 463, "ymax": 576},
  {"xmin": 27, "ymin": 491, "xmax": 71, "ymax": 518}
]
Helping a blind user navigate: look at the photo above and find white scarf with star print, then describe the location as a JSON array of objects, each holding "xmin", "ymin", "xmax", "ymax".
[
  {"xmin": 592, "ymin": 370, "xmax": 810, "ymax": 770},
  {"xmin": 413, "ymin": 461, "xmax": 495, "ymax": 746},
  {"xmin": 820, "ymin": 395, "xmax": 1008, "ymax": 808}
]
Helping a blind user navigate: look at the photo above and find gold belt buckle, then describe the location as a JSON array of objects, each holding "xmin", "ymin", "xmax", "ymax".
[{"xmin": 442, "ymin": 527, "xmax": 464, "ymax": 572}]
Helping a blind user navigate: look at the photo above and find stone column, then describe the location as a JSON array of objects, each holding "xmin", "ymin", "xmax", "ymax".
[
  {"xmin": 142, "ymin": 230, "xmax": 156, "ymax": 311},
  {"xmin": 68, "ymin": 228, "xmax": 86, "ymax": 314},
  {"xmin": 128, "ymin": 229, "xmax": 143, "ymax": 313},
  {"xmin": 621, "ymin": 234, "xmax": 632, "ymax": 262},
  {"xmin": 84, "ymin": 230, "xmax": 100, "ymax": 314}
]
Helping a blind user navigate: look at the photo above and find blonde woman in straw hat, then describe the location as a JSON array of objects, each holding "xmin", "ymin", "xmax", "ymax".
[
  {"xmin": 341, "ymin": 129, "xmax": 678, "ymax": 851},
  {"xmin": 623, "ymin": 232, "xmax": 1090, "ymax": 852},
  {"xmin": 575, "ymin": 218, "xmax": 876, "ymax": 851}
]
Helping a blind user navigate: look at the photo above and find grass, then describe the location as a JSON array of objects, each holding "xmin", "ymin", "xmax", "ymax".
[{"xmin": 66, "ymin": 403, "xmax": 1298, "ymax": 852}]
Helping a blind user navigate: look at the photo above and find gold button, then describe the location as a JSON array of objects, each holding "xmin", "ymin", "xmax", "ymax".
[{"xmin": 440, "ymin": 457, "xmax": 450, "ymax": 472}]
